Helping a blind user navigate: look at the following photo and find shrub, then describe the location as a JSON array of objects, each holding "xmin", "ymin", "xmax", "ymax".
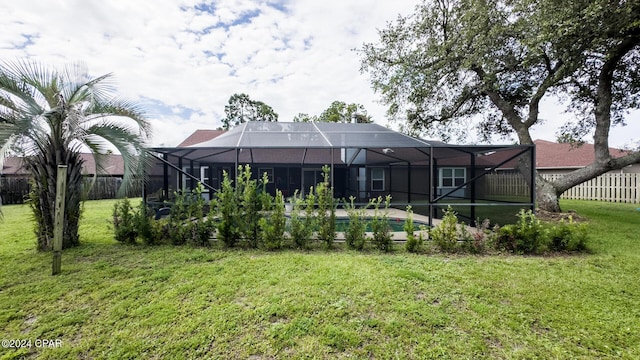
[
  {"xmin": 150, "ymin": 218, "xmax": 170, "ymax": 244},
  {"xmin": 187, "ymin": 185, "xmax": 214, "ymax": 247},
  {"xmin": 136, "ymin": 199, "xmax": 158, "ymax": 245},
  {"xmin": 429, "ymin": 206, "xmax": 459, "ymax": 253},
  {"xmin": 186, "ymin": 217, "xmax": 215, "ymax": 247},
  {"xmin": 404, "ymin": 205, "xmax": 422, "ymax": 253},
  {"xmin": 316, "ymin": 165, "xmax": 336, "ymax": 249},
  {"xmin": 547, "ymin": 216, "xmax": 588, "ymax": 252},
  {"xmin": 260, "ymin": 189, "xmax": 287, "ymax": 250},
  {"xmin": 371, "ymin": 195, "xmax": 393, "ymax": 252},
  {"xmin": 345, "ymin": 196, "xmax": 367, "ymax": 251},
  {"xmin": 459, "ymin": 218, "xmax": 491, "ymax": 254},
  {"xmin": 166, "ymin": 189, "xmax": 189, "ymax": 245},
  {"xmin": 496, "ymin": 209, "xmax": 547, "ymax": 254},
  {"xmin": 238, "ymin": 165, "xmax": 266, "ymax": 248},
  {"xmin": 112, "ymin": 198, "xmax": 137, "ymax": 244},
  {"xmin": 289, "ymin": 190, "xmax": 315, "ymax": 249},
  {"xmin": 216, "ymin": 170, "xmax": 240, "ymax": 247}
]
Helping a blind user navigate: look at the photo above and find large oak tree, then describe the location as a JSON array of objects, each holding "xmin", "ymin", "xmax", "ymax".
[{"xmin": 360, "ymin": 0, "xmax": 640, "ymax": 211}]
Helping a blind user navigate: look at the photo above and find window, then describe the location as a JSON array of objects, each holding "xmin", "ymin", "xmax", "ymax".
[
  {"xmin": 371, "ymin": 168, "xmax": 385, "ymax": 191},
  {"xmin": 200, "ymin": 166, "xmax": 209, "ymax": 188},
  {"xmin": 180, "ymin": 166, "xmax": 191, "ymax": 189},
  {"xmin": 439, "ymin": 168, "xmax": 466, "ymax": 188}
]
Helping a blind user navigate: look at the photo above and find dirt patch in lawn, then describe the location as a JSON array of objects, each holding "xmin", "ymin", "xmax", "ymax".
[{"xmin": 536, "ymin": 209, "xmax": 587, "ymax": 223}]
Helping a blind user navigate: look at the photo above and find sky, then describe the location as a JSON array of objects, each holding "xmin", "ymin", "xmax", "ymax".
[{"xmin": 1, "ymin": 0, "xmax": 638, "ymax": 149}]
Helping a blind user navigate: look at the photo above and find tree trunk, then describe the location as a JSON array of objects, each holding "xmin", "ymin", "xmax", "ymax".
[
  {"xmin": 28, "ymin": 148, "xmax": 84, "ymax": 251},
  {"xmin": 536, "ymin": 175, "xmax": 561, "ymax": 212}
]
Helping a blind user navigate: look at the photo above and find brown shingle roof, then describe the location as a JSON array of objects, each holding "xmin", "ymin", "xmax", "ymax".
[
  {"xmin": 1, "ymin": 157, "xmax": 29, "ymax": 176},
  {"xmin": 177, "ymin": 130, "xmax": 226, "ymax": 147},
  {"xmin": 79, "ymin": 153, "xmax": 124, "ymax": 175},
  {"xmin": 1, "ymin": 153, "xmax": 124, "ymax": 176},
  {"xmin": 534, "ymin": 139, "xmax": 630, "ymax": 169}
]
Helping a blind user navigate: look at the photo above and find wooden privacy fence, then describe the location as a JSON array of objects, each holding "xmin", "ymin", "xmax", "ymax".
[
  {"xmin": 1, "ymin": 176, "xmax": 142, "ymax": 204},
  {"xmin": 483, "ymin": 173, "xmax": 640, "ymax": 204}
]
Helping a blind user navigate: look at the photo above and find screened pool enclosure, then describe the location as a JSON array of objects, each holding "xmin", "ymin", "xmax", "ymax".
[{"xmin": 148, "ymin": 122, "xmax": 535, "ymax": 226}]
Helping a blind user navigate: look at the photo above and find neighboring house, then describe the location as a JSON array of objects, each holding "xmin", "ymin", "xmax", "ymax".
[
  {"xmin": 1, "ymin": 153, "xmax": 126, "ymax": 178},
  {"xmin": 149, "ymin": 122, "xmax": 535, "ymax": 224},
  {"xmin": 1, "ymin": 153, "xmax": 126, "ymax": 204},
  {"xmin": 534, "ymin": 139, "xmax": 640, "ymax": 174}
]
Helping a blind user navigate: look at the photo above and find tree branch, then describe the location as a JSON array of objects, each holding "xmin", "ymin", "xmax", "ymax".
[
  {"xmin": 472, "ymin": 65, "xmax": 531, "ymax": 142},
  {"xmin": 593, "ymin": 35, "xmax": 640, "ymax": 163}
]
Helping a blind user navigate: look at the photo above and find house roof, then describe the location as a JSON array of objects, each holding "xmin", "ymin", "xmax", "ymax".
[
  {"xmin": 188, "ymin": 122, "xmax": 434, "ymax": 149},
  {"xmin": 177, "ymin": 129, "xmax": 226, "ymax": 147},
  {"xmin": 1, "ymin": 157, "xmax": 29, "ymax": 176},
  {"xmin": 1, "ymin": 153, "xmax": 125, "ymax": 176},
  {"xmin": 534, "ymin": 139, "xmax": 630, "ymax": 169},
  {"xmin": 153, "ymin": 122, "xmax": 531, "ymax": 166}
]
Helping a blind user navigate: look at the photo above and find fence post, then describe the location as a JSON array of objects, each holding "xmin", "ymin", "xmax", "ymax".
[
  {"xmin": 636, "ymin": 174, "xmax": 640, "ymax": 204},
  {"xmin": 52, "ymin": 165, "xmax": 67, "ymax": 276}
]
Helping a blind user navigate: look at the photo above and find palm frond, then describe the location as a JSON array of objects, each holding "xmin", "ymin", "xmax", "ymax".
[
  {"xmin": 0, "ymin": 59, "xmax": 59, "ymax": 110},
  {"xmin": 83, "ymin": 99, "xmax": 151, "ymax": 138},
  {"xmin": 64, "ymin": 67, "xmax": 116, "ymax": 106},
  {"xmin": 83, "ymin": 122, "xmax": 149, "ymax": 197},
  {"xmin": 0, "ymin": 69, "xmax": 46, "ymax": 118},
  {"xmin": 82, "ymin": 135, "xmax": 115, "ymax": 176},
  {"xmin": 0, "ymin": 129, "xmax": 18, "ymax": 170}
]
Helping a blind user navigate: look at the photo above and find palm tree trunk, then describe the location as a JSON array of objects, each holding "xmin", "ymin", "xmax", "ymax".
[{"xmin": 27, "ymin": 148, "xmax": 84, "ymax": 251}]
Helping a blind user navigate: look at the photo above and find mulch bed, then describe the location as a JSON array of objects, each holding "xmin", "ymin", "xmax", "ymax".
[{"xmin": 535, "ymin": 209, "xmax": 587, "ymax": 222}]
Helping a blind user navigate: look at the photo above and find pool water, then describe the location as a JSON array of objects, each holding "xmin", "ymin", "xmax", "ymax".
[{"xmin": 334, "ymin": 218, "xmax": 427, "ymax": 232}]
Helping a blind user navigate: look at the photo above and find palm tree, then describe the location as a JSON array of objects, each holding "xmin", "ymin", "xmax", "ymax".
[{"xmin": 0, "ymin": 60, "xmax": 151, "ymax": 251}]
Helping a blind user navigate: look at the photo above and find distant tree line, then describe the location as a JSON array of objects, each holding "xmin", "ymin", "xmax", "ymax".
[{"xmin": 220, "ymin": 93, "xmax": 372, "ymax": 129}]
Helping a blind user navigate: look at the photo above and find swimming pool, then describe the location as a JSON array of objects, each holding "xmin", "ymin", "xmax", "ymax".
[{"xmin": 333, "ymin": 217, "xmax": 429, "ymax": 232}]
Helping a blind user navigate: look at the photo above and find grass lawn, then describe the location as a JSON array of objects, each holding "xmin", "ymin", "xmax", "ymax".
[{"xmin": 1, "ymin": 199, "xmax": 639, "ymax": 359}]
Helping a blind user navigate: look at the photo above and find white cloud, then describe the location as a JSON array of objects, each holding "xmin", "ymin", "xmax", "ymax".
[{"xmin": 1, "ymin": 0, "xmax": 637, "ymax": 148}]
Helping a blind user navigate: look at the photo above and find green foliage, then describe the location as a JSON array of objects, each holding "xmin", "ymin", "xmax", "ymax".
[
  {"xmin": 459, "ymin": 218, "xmax": 492, "ymax": 254},
  {"xmin": 370, "ymin": 195, "xmax": 393, "ymax": 252},
  {"xmin": 547, "ymin": 217, "xmax": 588, "ymax": 252},
  {"xmin": 136, "ymin": 199, "xmax": 157, "ymax": 245},
  {"xmin": 315, "ymin": 165, "xmax": 336, "ymax": 248},
  {"xmin": 360, "ymin": 0, "xmax": 640, "ymax": 211},
  {"xmin": 292, "ymin": 112, "xmax": 314, "ymax": 122},
  {"xmin": 429, "ymin": 206, "xmax": 460, "ymax": 253},
  {"xmin": 215, "ymin": 171, "xmax": 240, "ymax": 247},
  {"xmin": 164, "ymin": 185, "xmax": 213, "ymax": 246},
  {"xmin": 0, "ymin": 199, "xmax": 630, "ymax": 359},
  {"xmin": 404, "ymin": 205, "xmax": 422, "ymax": 253},
  {"xmin": 496, "ymin": 209, "xmax": 547, "ymax": 254},
  {"xmin": 317, "ymin": 101, "xmax": 372, "ymax": 123},
  {"xmin": 260, "ymin": 190, "xmax": 287, "ymax": 250},
  {"xmin": 112, "ymin": 198, "xmax": 138, "ymax": 244},
  {"xmin": 222, "ymin": 93, "xmax": 278, "ymax": 130},
  {"xmin": 27, "ymin": 153, "xmax": 84, "ymax": 250},
  {"xmin": 166, "ymin": 190, "xmax": 189, "ymax": 245},
  {"xmin": 288, "ymin": 190, "xmax": 315, "ymax": 249},
  {"xmin": 344, "ymin": 196, "xmax": 367, "ymax": 251},
  {"xmin": 238, "ymin": 165, "xmax": 264, "ymax": 248},
  {"xmin": 0, "ymin": 60, "xmax": 151, "ymax": 251}
]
